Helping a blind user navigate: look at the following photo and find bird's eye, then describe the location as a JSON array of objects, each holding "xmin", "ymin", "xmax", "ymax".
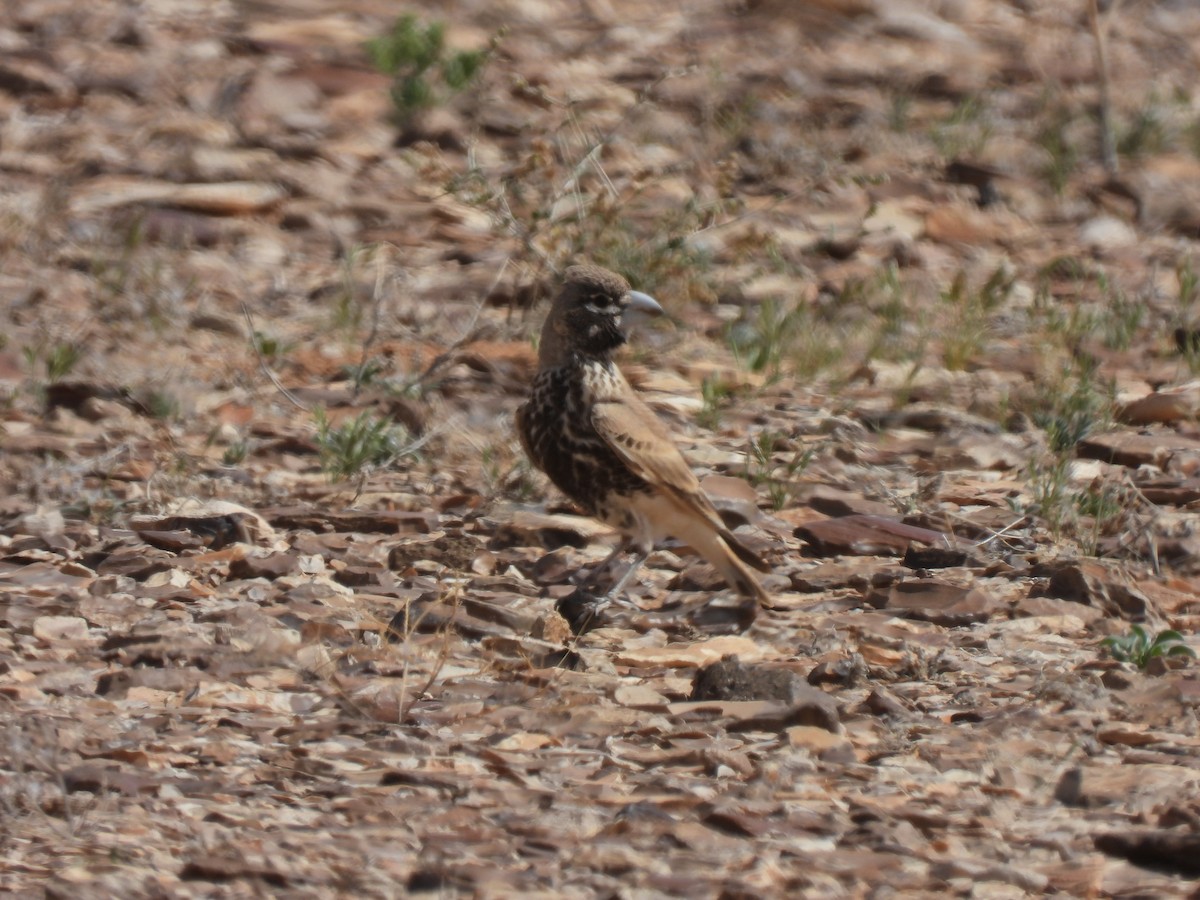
[{"xmin": 584, "ymin": 294, "xmax": 620, "ymax": 314}]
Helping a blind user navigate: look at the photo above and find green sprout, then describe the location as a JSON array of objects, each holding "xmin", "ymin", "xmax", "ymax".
[
  {"xmin": 366, "ymin": 14, "xmax": 492, "ymax": 135},
  {"xmin": 1101, "ymin": 626, "xmax": 1196, "ymax": 669},
  {"xmin": 314, "ymin": 407, "xmax": 409, "ymax": 482}
]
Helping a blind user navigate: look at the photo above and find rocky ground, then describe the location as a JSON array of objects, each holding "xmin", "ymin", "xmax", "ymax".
[{"xmin": 2, "ymin": 0, "xmax": 1200, "ymax": 896}]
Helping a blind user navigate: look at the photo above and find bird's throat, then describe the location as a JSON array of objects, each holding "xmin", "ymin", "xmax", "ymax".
[{"xmin": 578, "ymin": 358, "xmax": 626, "ymax": 401}]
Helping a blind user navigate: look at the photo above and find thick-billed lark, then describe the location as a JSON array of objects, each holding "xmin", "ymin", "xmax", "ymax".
[{"xmin": 516, "ymin": 265, "xmax": 770, "ymax": 609}]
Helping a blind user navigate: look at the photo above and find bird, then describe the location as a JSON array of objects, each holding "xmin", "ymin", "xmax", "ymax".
[{"xmin": 516, "ymin": 264, "xmax": 771, "ymax": 611}]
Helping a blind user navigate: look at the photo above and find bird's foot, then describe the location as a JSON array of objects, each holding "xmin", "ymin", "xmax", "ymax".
[
  {"xmin": 584, "ymin": 541, "xmax": 631, "ymax": 585},
  {"xmin": 557, "ymin": 547, "xmax": 652, "ymax": 634},
  {"xmin": 556, "ymin": 586, "xmax": 612, "ymax": 635}
]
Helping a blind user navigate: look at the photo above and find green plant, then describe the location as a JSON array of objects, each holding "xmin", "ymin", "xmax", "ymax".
[
  {"xmin": 1117, "ymin": 103, "xmax": 1169, "ymax": 160},
  {"xmin": 23, "ymin": 342, "xmax": 80, "ymax": 383},
  {"xmin": 1026, "ymin": 455, "xmax": 1073, "ymax": 536},
  {"xmin": 1037, "ymin": 255, "xmax": 1090, "ymax": 283},
  {"xmin": 1018, "ymin": 352, "xmax": 1117, "ymax": 539},
  {"xmin": 145, "ymin": 390, "xmax": 182, "ymax": 421},
  {"xmin": 727, "ymin": 293, "xmax": 848, "ymax": 382},
  {"xmin": 1173, "ymin": 259, "xmax": 1200, "ymax": 373},
  {"xmin": 1024, "ymin": 463, "xmax": 1126, "ymax": 549},
  {"xmin": 60, "ymin": 493, "xmax": 126, "ymax": 526},
  {"xmin": 582, "ymin": 198, "xmax": 718, "ymax": 301},
  {"xmin": 777, "ymin": 291, "xmax": 848, "ymax": 381},
  {"xmin": 711, "ymin": 93, "xmax": 759, "ymax": 144},
  {"xmin": 1075, "ymin": 479, "xmax": 1127, "ymax": 555},
  {"xmin": 932, "ymin": 94, "xmax": 993, "ymax": 159},
  {"xmin": 1032, "ymin": 358, "xmax": 1114, "ymax": 455},
  {"xmin": 480, "ymin": 442, "xmax": 538, "ymax": 502},
  {"xmin": 222, "ymin": 440, "xmax": 249, "ymax": 467},
  {"xmin": 860, "ymin": 263, "xmax": 921, "ymax": 364},
  {"xmin": 1075, "ymin": 481, "xmax": 1123, "ymax": 523},
  {"xmin": 1036, "ymin": 102, "xmax": 1079, "ymax": 196},
  {"xmin": 939, "ymin": 268, "xmax": 1013, "ymax": 370},
  {"xmin": 366, "ymin": 14, "xmax": 491, "ymax": 134},
  {"xmin": 728, "ymin": 298, "xmax": 801, "ymax": 378},
  {"xmin": 328, "ymin": 245, "xmax": 370, "ymax": 335},
  {"xmin": 1186, "ymin": 115, "xmax": 1200, "ymax": 160},
  {"xmin": 480, "ymin": 442, "xmax": 505, "ymax": 497},
  {"xmin": 314, "ymin": 407, "xmax": 409, "ymax": 482},
  {"xmin": 340, "ymin": 356, "xmax": 388, "ymax": 391},
  {"xmin": 1034, "ymin": 268, "xmax": 1139, "ymax": 367},
  {"xmin": 252, "ymin": 331, "xmax": 293, "ymax": 363},
  {"xmin": 90, "ymin": 218, "xmax": 188, "ymax": 331},
  {"xmin": 698, "ymin": 377, "xmax": 734, "ymax": 431},
  {"xmin": 888, "ymin": 89, "xmax": 912, "ymax": 133},
  {"xmin": 93, "ymin": 217, "xmax": 146, "ymax": 298},
  {"xmin": 1179, "ymin": 258, "xmax": 1200, "ymax": 310},
  {"xmin": 1096, "ymin": 275, "xmax": 1143, "ymax": 350},
  {"xmin": 793, "ymin": 324, "xmax": 846, "ymax": 381},
  {"xmin": 1101, "ymin": 625, "xmax": 1196, "ymax": 668},
  {"xmin": 743, "ymin": 431, "xmax": 813, "ymax": 511}
]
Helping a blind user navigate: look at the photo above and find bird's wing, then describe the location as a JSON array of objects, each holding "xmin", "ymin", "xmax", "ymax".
[
  {"xmin": 593, "ymin": 392, "xmax": 771, "ymax": 575},
  {"xmin": 591, "ymin": 394, "xmax": 724, "ymax": 526},
  {"xmin": 514, "ymin": 401, "xmax": 533, "ymax": 461}
]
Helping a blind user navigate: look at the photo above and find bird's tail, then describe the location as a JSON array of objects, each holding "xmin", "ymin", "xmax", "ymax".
[
  {"xmin": 626, "ymin": 491, "xmax": 772, "ymax": 606},
  {"xmin": 684, "ymin": 523, "xmax": 772, "ymax": 606},
  {"xmin": 719, "ymin": 527, "xmax": 771, "ymax": 572},
  {"xmin": 713, "ymin": 541, "xmax": 771, "ymax": 606}
]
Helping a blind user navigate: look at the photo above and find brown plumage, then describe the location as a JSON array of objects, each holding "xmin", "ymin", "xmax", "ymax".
[{"xmin": 516, "ymin": 264, "xmax": 770, "ymax": 608}]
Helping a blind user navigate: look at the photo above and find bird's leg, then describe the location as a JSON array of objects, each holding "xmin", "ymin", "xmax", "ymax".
[
  {"xmin": 577, "ymin": 536, "xmax": 631, "ymax": 592},
  {"xmin": 594, "ymin": 536, "xmax": 632, "ymax": 580},
  {"xmin": 601, "ymin": 545, "xmax": 652, "ymax": 606}
]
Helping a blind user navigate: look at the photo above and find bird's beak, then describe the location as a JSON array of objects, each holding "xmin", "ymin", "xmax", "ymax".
[
  {"xmin": 620, "ymin": 290, "xmax": 663, "ymax": 337},
  {"xmin": 626, "ymin": 290, "xmax": 664, "ymax": 317}
]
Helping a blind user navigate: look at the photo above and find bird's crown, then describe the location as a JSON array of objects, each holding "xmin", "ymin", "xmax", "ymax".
[{"xmin": 538, "ymin": 265, "xmax": 637, "ymax": 365}]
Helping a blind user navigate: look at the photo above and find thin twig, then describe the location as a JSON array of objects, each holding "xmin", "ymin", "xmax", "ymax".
[
  {"xmin": 1098, "ymin": 473, "xmax": 1165, "ymax": 574},
  {"xmin": 352, "ymin": 246, "xmax": 399, "ymax": 400},
  {"xmin": 491, "ymin": 69, "xmax": 687, "ymax": 271},
  {"xmin": 1089, "ymin": 0, "xmax": 1120, "ymax": 176},
  {"xmin": 409, "ymin": 257, "xmax": 511, "ymax": 391},
  {"xmin": 400, "ymin": 586, "xmax": 461, "ymax": 724},
  {"xmin": 241, "ymin": 301, "xmax": 308, "ymax": 411},
  {"xmin": 953, "ymin": 512, "xmax": 1032, "ymax": 550}
]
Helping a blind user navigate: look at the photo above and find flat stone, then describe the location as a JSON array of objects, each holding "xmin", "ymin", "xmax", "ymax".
[
  {"xmin": 32, "ymin": 615, "xmax": 90, "ymax": 642},
  {"xmin": 1034, "ymin": 560, "xmax": 1152, "ymax": 620},
  {"xmin": 1080, "ymin": 216, "xmax": 1137, "ymax": 251},
  {"xmin": 1078, "ymin": 431, "xmax": 1200, "ymax": 469},
  {"xmin": 786, "ymin": 725, "xmax": 853, "ymax": 756},
  {"xmin": 868, "ymin": 579, "xmax": 1003, "ymax": 626},
  {"xmin": 796, "ymin": 515, "xmax": 948, "ymax": 557}
]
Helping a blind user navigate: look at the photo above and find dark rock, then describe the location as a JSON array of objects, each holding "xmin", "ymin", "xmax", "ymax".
[
  {"xmin": 902, "ymin": 546, "xmax": 971, "ymax": 569},
  {"xmin": 807, "ymin": 654, "xmax": 867, "ymax": 687},
  {"xmin": 226, "ymin": 554, "xmax": 297, "ymax": 580},
  {"xmin": 796, "ymin": 515, "xmax": 947, "ymax": 557},
  {"xmin": 862, "ymin": 687, "xmax": 909, "ymax": 718},
  {"xmin": 1094, "ymin": 829, "xmax": 1200, "ymax": 876},
  {"xmin": 1035, "ymin": 559, "xmax": 1151, "ymax": 620},
  {"xmin": 693, "ymin": 656, "xmax": 841, "ymax": 733},
  {"xmin": 554, "ymin": 588, "xmax": 610, "ymax": 635},
  {"xmin": 692, "ymin": 655, "xmax": 802, "ymax": 703},
  {"xmin": 1054, "ymin": 767, "xmax": 1085, "ymax": 806},
  {"xmin": 389, "ymin": 533, "xmax": 480, "ymax": 571}
]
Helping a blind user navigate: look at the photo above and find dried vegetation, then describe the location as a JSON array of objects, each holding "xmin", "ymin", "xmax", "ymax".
[{"xmin": 2, "ymin": 0, "xmax": 1200, "ymax": 896}]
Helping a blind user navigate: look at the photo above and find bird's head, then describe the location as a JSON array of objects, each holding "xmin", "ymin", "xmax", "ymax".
[{"xmin": 538, "ymin": 265, "xmax": 663, "ymax": 366}]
